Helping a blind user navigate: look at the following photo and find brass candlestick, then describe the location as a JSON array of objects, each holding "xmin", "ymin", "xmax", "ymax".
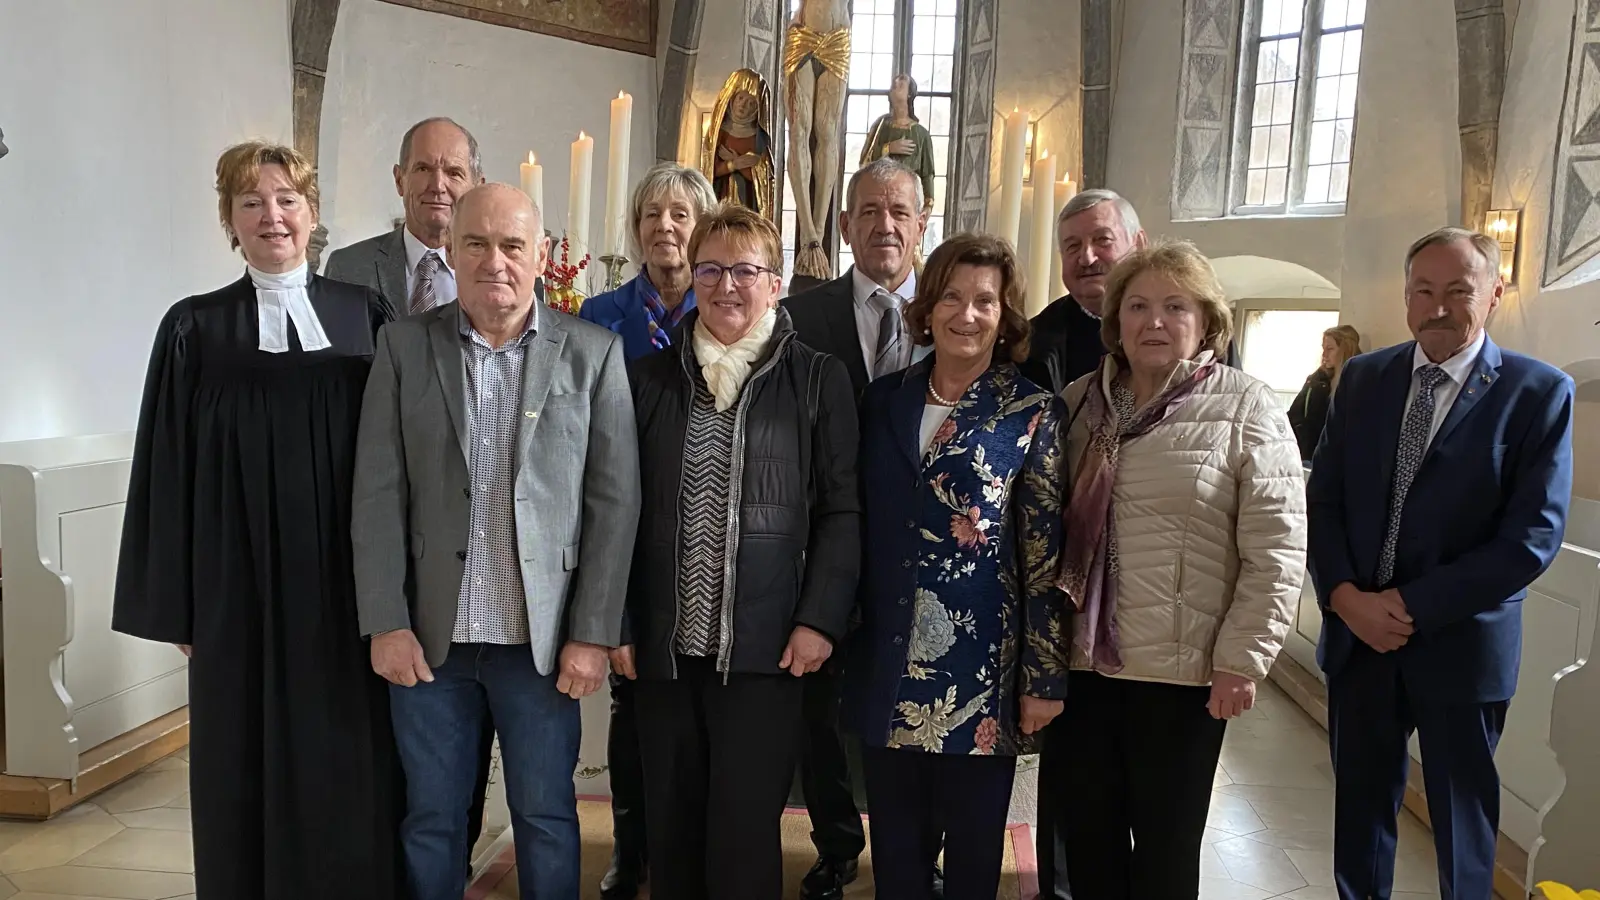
[{"xmin": 600, "ymin": 254, "xmax": 628, "ymax": 291}]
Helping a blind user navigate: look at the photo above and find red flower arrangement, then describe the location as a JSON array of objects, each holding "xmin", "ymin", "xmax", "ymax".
[{"xmin": 543, "ymin": 234, "xmax": 591, "ymax": 315}]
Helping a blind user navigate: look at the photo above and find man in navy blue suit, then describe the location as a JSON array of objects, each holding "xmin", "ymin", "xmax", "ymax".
[{"xmin": 1307, "ymin": 227, "xmax": 1573, "ymax": 900}]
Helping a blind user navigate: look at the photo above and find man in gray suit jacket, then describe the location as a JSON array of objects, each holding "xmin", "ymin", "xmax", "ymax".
[
  {"xmin": 325, "ymin": 117, "xmax": 484, "ymax": 317},
  {"xmin": 353, "ymin": 184, "xmax": 641, "ymax": 900}
]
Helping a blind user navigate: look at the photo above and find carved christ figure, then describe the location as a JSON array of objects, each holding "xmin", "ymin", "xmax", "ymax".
[{"xmin": 784, "ymin": 0, "xmax": 851, "ymax": 281}]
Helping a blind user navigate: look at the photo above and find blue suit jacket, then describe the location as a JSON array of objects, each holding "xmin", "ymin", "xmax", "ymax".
[
  {"xmin": 1307, "ymin": 335, "xmax": 1573, "ymax": 703},
  {"xmin": 577, "ymin": 273, "xmax": 694, "ymax": 363}
]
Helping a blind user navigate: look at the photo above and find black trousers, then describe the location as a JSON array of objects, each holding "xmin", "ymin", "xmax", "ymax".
[
  {"xmin": 861, "ymin": 747, "xmax": 1015, "ymax": 900},
  {"xmin": 800, "ymin": 667, "xmax": 868, "ymax": 861},
  {"xmin": 636, "ymin": 656, "xmax": 805, "ymax": 900},
  {"xmin": 1034, "ymin": 716, "xmax": 1073, "ymax": 899},
  {"xmin": 606, "ymin": 673, "xmax": 648, "ymax": 873},
  {"xmin": 1056, "ymin": 672, "xmax": 1226, "ymax": 900}
]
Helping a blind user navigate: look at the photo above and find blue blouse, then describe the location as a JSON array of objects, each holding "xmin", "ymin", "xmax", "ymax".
[
  {"xmin": 578, "ymin": 270, "xmax": 695, "ymax": 362},
  {"xmin": 842, "ymin": 360, "xmax": 1070, "ymax": 756}
]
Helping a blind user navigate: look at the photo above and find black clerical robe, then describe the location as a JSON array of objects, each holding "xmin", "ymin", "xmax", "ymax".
[{"xmin": 113, "ymin": 274, "xmax": 404, "ymax": 900}]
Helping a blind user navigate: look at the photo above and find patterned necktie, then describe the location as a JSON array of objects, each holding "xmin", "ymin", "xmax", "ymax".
[
  {"xmin": 1375, "ymin": 365, "xmax": 1452, "ymax": 586},
  {"xmin": 410, "ymin": 252, "xmax": 441, "ymax": 315},
  {"xmin": 873, "ymin": 290, "xmax": 904, "ymax": 378}
]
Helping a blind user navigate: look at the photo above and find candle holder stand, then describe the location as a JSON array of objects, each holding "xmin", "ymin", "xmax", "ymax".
[{"xmin": 600, "ymin": 254, "xmax": 628, "ymax": 292}]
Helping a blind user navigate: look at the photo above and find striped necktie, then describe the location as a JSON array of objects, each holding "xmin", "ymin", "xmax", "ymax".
[
  {"xmin": 872, "ymin": 290, "xmax": 905, "ymax": 378},
  {"xmin": 411, "ymin": 252, "xmax": 441, "ymax": 315}
]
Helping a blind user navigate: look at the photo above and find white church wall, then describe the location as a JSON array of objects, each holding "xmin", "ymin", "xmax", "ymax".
[
  {"xmin": 0, "ymin": 0, "xmax": 295, "ymax": 443},
  {"xmin": 317, "ymin": 0, "xmax": 659, "ymax": 271}
]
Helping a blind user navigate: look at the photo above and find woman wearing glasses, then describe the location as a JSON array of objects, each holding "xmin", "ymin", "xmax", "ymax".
[{"xmin": 616, "ymin": 202, "xmax": 861, "ymax": 900}]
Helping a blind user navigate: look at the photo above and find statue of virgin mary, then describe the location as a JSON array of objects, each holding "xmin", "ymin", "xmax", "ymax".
[{"xmin": 702, "ymin": 68, "xmax": 776, "ymax": 221}]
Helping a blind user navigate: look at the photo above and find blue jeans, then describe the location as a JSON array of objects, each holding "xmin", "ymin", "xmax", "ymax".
[{"xmin": 390, "ymin": 642, "xmax": 580, "ymax": 900}]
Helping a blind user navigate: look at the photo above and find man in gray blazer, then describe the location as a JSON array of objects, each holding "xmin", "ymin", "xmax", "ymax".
[
  {"xmin": 353, "ymin": 183, "xmax": 641, "ymax": 900},
  {"xmin": 325, "ymin": 116, "xmax": 483, "ymax": 315}
]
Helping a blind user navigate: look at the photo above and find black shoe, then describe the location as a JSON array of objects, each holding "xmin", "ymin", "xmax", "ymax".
[
  {"xmin": 799, "ymin": 856, "xmax": 859, "ymax": 900},
  {"xmin": 931, "ymin": 863, "xmax": 945, "ymax": 900},
  {"xmin": 599, "ymin": 858, "xmax": 644, "ymax": 900}
]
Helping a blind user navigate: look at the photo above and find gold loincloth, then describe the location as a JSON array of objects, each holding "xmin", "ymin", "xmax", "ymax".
[{"xmin": 783, "ymin": 24, "xmax": 851, "ymax": 80}]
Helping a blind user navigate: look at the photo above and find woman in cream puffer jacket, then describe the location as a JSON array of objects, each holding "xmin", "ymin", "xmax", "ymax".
[{"xmin": 1051, "ymin": 239, "xmax": 1307, "ymax": 900}]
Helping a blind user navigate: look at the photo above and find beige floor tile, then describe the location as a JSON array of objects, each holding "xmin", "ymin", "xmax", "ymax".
[
  {"xmin": 69, "ymin": 829, "xmax": 193, "ymax": 874},
  {"xmin": 8, "ymin": 866, "xmax": 194, "ymax": 899},
  {"xmin": 1212, "ymin": 783, "xmax": 1335, "ymax": 808},
  {"xmin": 93, "ymin": 770, "xmax": 189, "ymax": 815},
  {"xmin": 1285, "ymin": 847, "xmax": 1335, "ymax": 886},
  {"xmin": 1213, "ymin": 767, "xmax": 1235, "ymax": 788},
  {"xmin": 1391, "ymin": 850, "xmax": 1442, "ymax": 895},
  {"xmin": 1249, "ymin": 797, "xmax": 1335, "ymax": 833},
  {"xmin": 1237, "ymin": 828, "xmax": 1335, "ymax": 851},
  {"xmin": 1218, "ymin": 754, "xmax": 1335, "ymax": 790},
  {"xmin": 1206, "ymin": 792, "xmax": 1267, "ymax": 836},
  {"xmin": 176, "ymin": 747, "xmax": 189, "ymax": 762},
  {"xmin": 0, "ymin": 875, "xmax": 14, "ymax": 900},
  {"xmin": 110, "ymin": 808, "xmax": 191, "ymax": 833},
  {"xmin": 146, "ymin": 757, "xmax": 187, "ymax": 775},
  {"xmin": 1199, "ymin": 843, "xmax": 1230, "ymax": 880},
  {"xmin": 0, "ymin": 824, "xmax": 38, "ymax": 857},
  {"xmin": 1202, "ymin": 827, "xmax": 1236, "ymax": 844},
  {"xmin": 8, "ymin": 894, "xmax": 129, "ymax": 900},
  {"xmin": 1211, "ymin": 836, "xmax": 1310, "ymax": 895},
  {"xmin": 1197, "ymin": 876, "xmax": 1274, "ymax": 900},
  {"xmin": 165, "ymin": 793, "xmax": 189, "ymax": 810},
  {"xmin": 0, "ymin": 805, "xmax": 125, "ymax": 874},
  {"xmin": 1279, "ymin": 889, "xmax": 1438, "ymax": 900}
]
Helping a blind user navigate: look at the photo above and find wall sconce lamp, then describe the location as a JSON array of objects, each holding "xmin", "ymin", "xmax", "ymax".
[
  {"xmin": 1023, "ymin": 120, "xmax": 1038, "ymax": 184},
  {"xmin": 1484, "ymin": 208, "xmax": 1521, "ymax": 283}
]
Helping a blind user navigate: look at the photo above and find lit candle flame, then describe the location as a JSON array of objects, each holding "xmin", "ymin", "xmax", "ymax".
[
  {"xmin": 528, "ymin": 152, "xmax": 536, "ymax": 165},
  {"xmin": 578, "ymin": 131, "xmax": 588, "ymax": 140}
]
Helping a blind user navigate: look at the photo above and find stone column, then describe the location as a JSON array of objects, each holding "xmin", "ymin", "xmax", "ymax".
[
  {"xmin": 656, "ymin": 0, "xmax": 707, "ymax": 163},
  {"xmin": 292, "ymin": 0, "xmax": 342, "ymax": 271},
  {"xmin": 951, "ymin": 0, "xmax": 1000, "ymax": 233},
  {"xmin": 1455, "ymin": 0, "xmax": 1505, "ymax": 237},
  {"xmin": 1081, "ymin": 0, "xmax": 1114, "ymax": 190}
]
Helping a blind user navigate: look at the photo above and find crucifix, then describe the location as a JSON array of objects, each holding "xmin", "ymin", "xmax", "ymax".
[{"xmin": 784, "ymin": 0, "xmax": 851, "ymax": 281}]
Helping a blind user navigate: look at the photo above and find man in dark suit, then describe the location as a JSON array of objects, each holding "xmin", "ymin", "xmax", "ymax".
[
  {"xmin": 1308, "ymin": 227, "xmax": 1573, "ymax": 900},
  {"xmin": 783, "ymin": 157, "xmax": 930, "ymax": 900}
]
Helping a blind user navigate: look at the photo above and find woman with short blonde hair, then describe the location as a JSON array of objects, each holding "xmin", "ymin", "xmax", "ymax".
[
  {"xmin": 112, "ymin": 141, "xmax": 402, "ymax": 899},
  {"xmin": 1053, "ymin": 239, "xmax": 1306, "ymax": 900},
  {"xmin": 581, "ymin": 162, "xmax": 719, "ymax": 362}
]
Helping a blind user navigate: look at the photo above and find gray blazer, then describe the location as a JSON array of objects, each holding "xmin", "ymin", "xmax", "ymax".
[
  {"xmin": 324, "ymin": 226, "xmax": 408, "ymax": 314},
  {"xmin": 351, "ymin": 301, "xmax": 642, "ymax": 675}
]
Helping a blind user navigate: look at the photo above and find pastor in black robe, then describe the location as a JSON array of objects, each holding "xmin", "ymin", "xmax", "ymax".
[{"xmin": 112, "ymin": 274, "xmax": 405, "ymax": 900}]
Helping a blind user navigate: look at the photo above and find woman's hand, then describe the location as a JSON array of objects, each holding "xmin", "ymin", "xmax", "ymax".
[
  {"xmin": 779, "ymin": 625, "xmax": 833, "ymax": 676},
  {"xmin": 884, "ymin": 137, "xmax": 917, "ymax": 157},
  {"xmin": 1020, "ymin": 696, "xmax": 1064, "ymax": 735},
  {"xmin": 1207, "ymin": 670, "xmax": 1257, "ymax": 720}
]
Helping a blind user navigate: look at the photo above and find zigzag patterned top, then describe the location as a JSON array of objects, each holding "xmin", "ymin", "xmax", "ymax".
[{"xmin": 674, "ymin": 375, "xmax": 739, "ymax": 657}]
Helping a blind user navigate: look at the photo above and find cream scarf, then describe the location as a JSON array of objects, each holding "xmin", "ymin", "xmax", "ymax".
[{"xmin": 692, "ymin": 306, "xmax": 777, "ymax": 412}]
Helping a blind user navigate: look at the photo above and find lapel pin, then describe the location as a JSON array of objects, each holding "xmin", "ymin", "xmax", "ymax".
[
  {"xmin": 526, "ymin": 411, "xmax": 537, "ymax": 418},
  {"xmin": 1480, "ymin": 373, "xmax": 1491, "ymax": 383}
]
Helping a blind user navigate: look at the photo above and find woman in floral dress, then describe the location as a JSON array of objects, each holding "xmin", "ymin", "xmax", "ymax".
[{"xmin": 841, "ymin": 232, "xmax": 1070, "ymax": 900}]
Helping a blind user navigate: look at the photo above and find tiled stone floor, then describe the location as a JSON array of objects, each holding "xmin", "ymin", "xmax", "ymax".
[{"xmin": 0, "ymin": 680, "xmax": 1443, "ymax": 899}]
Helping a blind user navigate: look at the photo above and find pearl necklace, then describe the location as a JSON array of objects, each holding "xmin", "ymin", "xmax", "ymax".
[{"xmin": 927, "ymin": 368, "xmax": 960, "ymax": 406}]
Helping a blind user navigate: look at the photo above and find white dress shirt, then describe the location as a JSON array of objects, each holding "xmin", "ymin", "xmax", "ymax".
[
  {"xmin": 1406, "ymin": 329, "xmax": 1486, "ymax": 448},
  {"xmin": 403, "ymin": 226, "xmax": 458, "ymax": 306},
  {"xmin": 851, "ymin": 266, "xmax": 927, "ymax": 375}
]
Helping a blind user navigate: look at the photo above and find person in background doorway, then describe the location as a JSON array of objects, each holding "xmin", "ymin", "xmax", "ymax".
[
  {"xmin": 577, "ymin": 161, "xmax": 717, "ymax": 900},
  {"xmin": 1289, "ymin": 324, "xmax": 1361, "ymax": 463},
  {"xmin": 112, "ymin": 140, "xmax": 403, "ymax": 900}
]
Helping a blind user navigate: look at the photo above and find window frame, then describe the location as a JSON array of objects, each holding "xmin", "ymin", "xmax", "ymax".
[{"xmin": 1227, "ymin": 0, "xmax": 1363, "ymax": 217}]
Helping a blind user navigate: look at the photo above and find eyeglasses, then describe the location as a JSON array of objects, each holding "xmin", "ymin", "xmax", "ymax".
[{"xmin": 692, "ymin": 262, "xmax": 776, "ymax": 288}]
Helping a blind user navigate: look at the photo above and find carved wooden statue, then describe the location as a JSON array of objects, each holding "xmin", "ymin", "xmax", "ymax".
[
  {"xmin": 861, "ymin": 74, "xmax": 936, "ymax": 215},
  {"xmin": 784, "ymin": 0, "xmax": 851, "ymax": 280},
  {"xmin": 702, "ymin": 68, "xmax": 776, "ymax": 221}
]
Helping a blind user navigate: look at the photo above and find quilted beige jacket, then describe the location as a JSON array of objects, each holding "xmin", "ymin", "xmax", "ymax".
[{"xmin": 1060, "ymin": 356, "xmax": 1307, "ymax": 686}]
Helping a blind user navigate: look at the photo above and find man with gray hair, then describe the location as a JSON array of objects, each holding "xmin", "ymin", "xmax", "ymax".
[
  {"xmin": 783, "ymin": 156, "xmax": 931, "ymax": 900},
  {"xmin": 326, "ymin": 117, "xmax": 485, "ymax": 315}
]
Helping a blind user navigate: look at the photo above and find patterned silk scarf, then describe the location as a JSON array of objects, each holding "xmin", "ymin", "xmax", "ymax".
[
  {"xmin": 641, "ymin": 270, "xmax": 694, "ymax": 352},
  {"xmin": 1057, "ymin": 355, "xmax": 1216, "ymax": 673}
]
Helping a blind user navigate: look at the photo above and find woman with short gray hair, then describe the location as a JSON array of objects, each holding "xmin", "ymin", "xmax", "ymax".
[{"xmin": 580, "ymin": 162, "xmax": 718, "ymax": 361}]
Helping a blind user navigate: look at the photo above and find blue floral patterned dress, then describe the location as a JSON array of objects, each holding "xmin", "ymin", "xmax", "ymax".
[{"xmin": 844, "ymin": 361, "xmax": 1070, "ymax": 756}]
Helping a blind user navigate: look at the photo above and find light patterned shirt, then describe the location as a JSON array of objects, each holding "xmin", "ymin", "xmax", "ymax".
[{"xmin": 452, "ymin": 306, "xmax": 538, "ymax": 645}]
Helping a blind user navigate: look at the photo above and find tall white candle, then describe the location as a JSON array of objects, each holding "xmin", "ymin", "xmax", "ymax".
[
  {"xmin": 520, "ymin": 152, "xmax": 544, "ymax": 214},
  {"xmin": 603, "ymin": 92, "xmax": 633, "ymax": 258},
  {"xmin": 569, "ymin": 131, "xmax": 594, "ymax": 263},
  {"xmin": 1048, "ymin": 173, "xmax": 1075, "ymax": 301},
  {"xmin": 996, "ymin": 109, "xmax": 1028, "ymax": 246},
  {"xmin": 1028, "ymin": 151, "xmax": 1057, "ymax": 316}
]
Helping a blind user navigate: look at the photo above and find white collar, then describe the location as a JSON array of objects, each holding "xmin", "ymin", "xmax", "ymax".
[
  {"xmin": 248, "ymin": 261, "xmax": 331, "ymax": 353},
  {"xmin": 403, "ymin": 225, "xmax": 454, "ymax": 276},
  {"xmin": 851, "ymin": 265, "xmax": 917, "ymax": 309},
  {"xmin": 1411, "ymin": 329, "xmax": 1485, "ymax": 385}
]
